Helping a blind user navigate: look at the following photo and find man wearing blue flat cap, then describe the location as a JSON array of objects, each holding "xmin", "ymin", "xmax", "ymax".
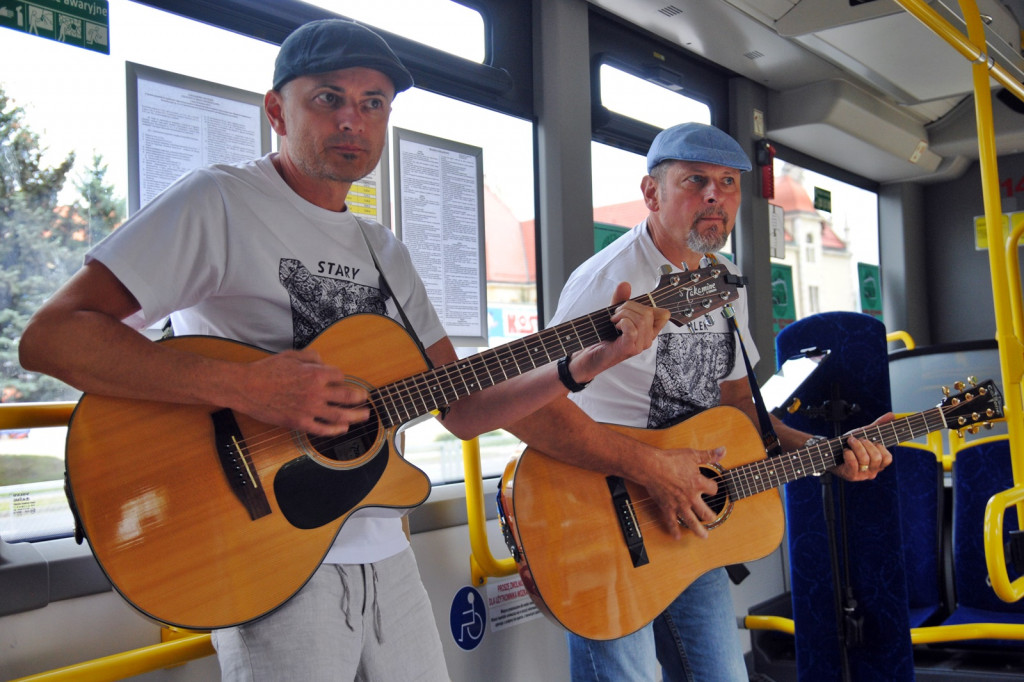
[
  {"xmin": 510, "ymin": 122, "xmax": 892, "ymax": 681},
  {"xmin": 20, "ymin": 18, "xmax": 670, "ymax": 682}
]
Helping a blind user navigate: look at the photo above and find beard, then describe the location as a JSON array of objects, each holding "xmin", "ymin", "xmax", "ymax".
[{"xmin": 687, "ymin": 208, "xmax": 731, "ymax": 252}]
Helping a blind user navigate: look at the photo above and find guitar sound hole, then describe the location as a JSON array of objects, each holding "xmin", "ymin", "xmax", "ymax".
[
  {"xmin": 699, "ymin": 465, "xmax": 728, "ymax": 516},
  {"xmin": 308, "ymin": 404, "xmax": 381, "ymax": 462}
]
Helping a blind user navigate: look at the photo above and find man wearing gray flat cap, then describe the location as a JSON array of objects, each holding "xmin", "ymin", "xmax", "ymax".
[
  {"xmin": 509, "ymin": 122, "xmax": 892, "ymax": 681},
  {"xmin": 20, "ymin": 17, "xmax": 670, "ymax": 682}
]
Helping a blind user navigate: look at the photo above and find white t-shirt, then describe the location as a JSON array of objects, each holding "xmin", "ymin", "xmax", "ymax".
[
  {"xmin": 88, "ymin": 153, "xmax": 446, "ymax": 564},
  {"xmin": 550, "ymin": 219, "xmax": 756, "ymax": 429}
]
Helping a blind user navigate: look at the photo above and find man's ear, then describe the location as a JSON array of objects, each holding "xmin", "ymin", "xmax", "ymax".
[
  {"xmin": 264, "ymin": 90, "xmax": 286, "ymax": 136},
  {"xmin": 641, "ymin": 175, "xmax": 659, "ymax": 211}
]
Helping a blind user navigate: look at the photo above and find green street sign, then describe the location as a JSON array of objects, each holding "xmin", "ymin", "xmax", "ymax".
[
  {"xmin": 0, "ymin": 0, "xmax": 109, "ymax": 54},
  {"xmin": 594, "ymin": 222, "xmax": 628, "ymax": 254},
  {"xmin": 771, "ymin": 263, "xmax": 795, "ymax": 335},
  {"xmin": 858, "ymin": 262, "xmax": 883, "ymax": 321},
  {"xmin": 813, "ymin": 186, "xmax": 831, "ymax": 213}
]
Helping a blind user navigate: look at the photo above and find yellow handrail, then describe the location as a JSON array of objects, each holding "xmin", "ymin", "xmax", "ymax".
[
  {"xmin": 8, "ymin": 630, "xmax": 213, "ymax": 682},
  {"xmin": 462, "ymin": 437, "xmax": 517, "ymax": 585},
  {"xmin": 0, "ymin": 401, "xmax": 76, "ymax": 430},
  {"xmin": 744, "ymin": 615, "xmax": 1024, "ymax": 643},
  {"xmin": 886, "ymin": 330, "xmax": 916, "ymax": 351},
  {"xmin": 895, "ymin": 0, "xmax": 1024, "ymax": 603},
  {"xmin": 984, "ymin": 483, "xmax": 1024, "ymax": 602}
]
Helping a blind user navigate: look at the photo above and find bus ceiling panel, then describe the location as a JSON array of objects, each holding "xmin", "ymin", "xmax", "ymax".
[
  {"xmin": 589, "ymin": 1, "xmax": 1024, "ymax": 149},
  {"xmin": 769, "ymin": 78, "xmax": 943, "ymax": 184}
]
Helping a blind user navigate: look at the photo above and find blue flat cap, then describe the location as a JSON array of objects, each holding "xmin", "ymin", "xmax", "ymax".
[
  {"xmin": 274, "ymin": 19, "xmax": 414, "ymax": 93},
  {"xmin": 646, "ymin": 122, "xmax": 752, "ymax": 173}
]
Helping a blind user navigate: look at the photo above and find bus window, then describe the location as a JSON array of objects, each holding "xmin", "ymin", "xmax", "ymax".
[
  {"xmin": 386, "ymin": 89, "xmax": 537, "ymax": 483},
  {"xmin": 599, "ymin": 63, "xmax": 711, "ymax": 131},
  {"xmin": 305, "ymin": 0, "xmax": 485, "ymax": 62},
  {"xmin": 771, "ymin": 159, "xmax": 881, "ymax": 328}
]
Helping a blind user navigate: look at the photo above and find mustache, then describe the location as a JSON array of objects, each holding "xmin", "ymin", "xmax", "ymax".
[{"xmin": 694, "ymin": 207, "xmax": 729, "ymax": 222}]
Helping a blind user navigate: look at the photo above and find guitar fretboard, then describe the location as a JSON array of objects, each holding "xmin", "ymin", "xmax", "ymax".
[
  {"xmin": 370, "ymin": 309, "xmax": 620, "ymax": 428},
  {"xmin": 364, "ymin": 266, "xmax": 742, "ymax": 429},
  {"xmin": 723, "ymin": 405, "xmax": 952, "ymax": 500}
]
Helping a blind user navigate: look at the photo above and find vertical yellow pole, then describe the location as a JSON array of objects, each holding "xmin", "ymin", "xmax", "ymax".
[
  {"xmin": 462, "ymin": 437, "xmax": 516, "ymax": 585},
  {"xmin": 895, "ymin": 0, "xmax": 1024, "ymax": 601}
]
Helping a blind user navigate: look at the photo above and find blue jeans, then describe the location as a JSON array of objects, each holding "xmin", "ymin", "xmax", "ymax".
[{"xmin": 567, "ymin": 568, "xmax": 747, "ymax": 682}]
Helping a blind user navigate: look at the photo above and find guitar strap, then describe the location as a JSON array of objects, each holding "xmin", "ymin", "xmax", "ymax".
[
  {"xmin": 724, "ymin": 306, "xmax": 784, "ymax": 459},
  {"xmin": 699, "ymin": 253, "xmax": 782, "ymax": 459},
  {"xmin": 357, "ymin": 221, "xmax": 436, "ymax": 373}
]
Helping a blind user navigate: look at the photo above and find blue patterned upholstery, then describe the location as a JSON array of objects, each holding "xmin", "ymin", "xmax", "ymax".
[
  {"xmin": 892, "ymin": 445, "xmax": 945, "ymax": 627},
  {"xmin": 943, "ymin": 438, "xmax": 1024, "ymax": 646},
  {"xmin": 776, "ymin": 311, "xmax": 914, "ymax": 681}
]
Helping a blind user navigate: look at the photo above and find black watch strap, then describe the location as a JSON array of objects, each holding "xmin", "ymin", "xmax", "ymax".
[{"xmin": 557, "ymin": 355, "xmax": 590, "ymax": 392}]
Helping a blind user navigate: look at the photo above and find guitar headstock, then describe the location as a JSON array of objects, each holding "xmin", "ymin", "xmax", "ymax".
[
  {"xmin": 939, "ymin": 377, "xmax": 1004, "ymax": 435},
  {"xmin": 648, "ymin": 266, "xmax": 746, "ymax": 327}
]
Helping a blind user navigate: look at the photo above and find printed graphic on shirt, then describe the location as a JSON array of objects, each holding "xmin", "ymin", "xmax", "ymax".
[
  {"xmin": 648, "ymin": 332, "xmax": 736, "ymax": 429},
  {"xmin": 279, "ymin": 258, "xmax": 387, "ymax": 349}
]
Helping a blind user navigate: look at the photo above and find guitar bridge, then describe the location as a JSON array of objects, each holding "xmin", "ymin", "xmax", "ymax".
[
  {"xmin": 606, "ymin": 476, "xmax": 649, "ymax": 568},
  {"xmin": 211, "ymin": 409, "xmax": 271, "ymax": 521}
]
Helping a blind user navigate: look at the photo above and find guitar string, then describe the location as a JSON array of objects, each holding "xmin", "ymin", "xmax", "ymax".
[
  {"xmin": 215, "ymin": 269, "xmax": 737, "ymax": 457},
  {"xmin": 604, "ymin": 403, "xmax": 976, "ymax": 535}
]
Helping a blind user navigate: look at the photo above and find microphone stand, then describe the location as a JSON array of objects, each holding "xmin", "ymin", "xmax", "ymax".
[{"xmin": 797, "ymin": 382, "xmax": 861, "ymax": 682}]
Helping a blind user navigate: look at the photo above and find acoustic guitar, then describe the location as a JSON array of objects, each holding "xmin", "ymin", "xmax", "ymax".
[
  {"xmin": 497, "ymin": 379, "xmax": 1003, "ymax": 640},
  {"xmin": 64, "ymin": 265, "xmax": 743, "ymax": 629}
]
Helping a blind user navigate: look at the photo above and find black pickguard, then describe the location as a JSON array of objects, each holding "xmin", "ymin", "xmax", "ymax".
[{"xmin": 274, "ymin": 426, "xmax": 388, "ymax": 530}]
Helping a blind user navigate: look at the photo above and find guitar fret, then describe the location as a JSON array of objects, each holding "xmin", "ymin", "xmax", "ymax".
[
  {"xmin": 482, "ymin": 352, "xmax": 500, "ymax": 388},
  {"xmin": 372, "ymin": 389, "xmax": 396, "ymax": 428},
  {"xmin": 361, "ymin": 266, "xmax": 743, "ymax": 425}
]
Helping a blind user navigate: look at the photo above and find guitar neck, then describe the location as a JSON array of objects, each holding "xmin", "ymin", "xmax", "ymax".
[
  {"xmin": 724, "ymin": 406, "xmax": 949, "ymax": 500},
  {"xmin": 371, "ymin": 305, "xmax": 621, "ymax": 428}
]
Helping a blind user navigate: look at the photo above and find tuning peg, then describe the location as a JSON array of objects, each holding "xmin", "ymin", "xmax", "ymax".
[
  {"xmin": 968, "ymin": 376, "xmax": 978, "ymax": 386},
  {"xmin": 954, "ymin": 381, "xmax": 966, "ymax": 391},
  {"xmin": 984, "ymin": 422, "xmax": 995, "ymax": 430},
  {"xmin": 942, "ymin": 386, "xmax": 951, "ymax": 396}
]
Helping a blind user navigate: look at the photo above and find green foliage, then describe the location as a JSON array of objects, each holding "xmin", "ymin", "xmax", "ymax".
[
  {"xmin": 0, "ymin": 85, "xmax": 124, "ymax": 402},
  {"xmin": 0, "ymin": 453, "xmax": 65, "ymax": 485}
]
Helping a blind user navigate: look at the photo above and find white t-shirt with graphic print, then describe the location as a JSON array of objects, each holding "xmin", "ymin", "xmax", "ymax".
[
  {"xmin": 549, "ymin": 219, "xmax": 757, "ymax": 429},
  {"xmin": 87, "ymin": 153, "xmax": 446, "ymax": 564}
]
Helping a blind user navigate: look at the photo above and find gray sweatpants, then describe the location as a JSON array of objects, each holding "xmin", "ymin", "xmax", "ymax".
[{"xmin": 212, "ymin": 547, "xmax": 449, "ymax": 681}]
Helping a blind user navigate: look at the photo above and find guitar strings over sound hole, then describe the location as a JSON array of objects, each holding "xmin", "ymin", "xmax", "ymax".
[
  {"xmin": 308, "ymin": 403, "xmax": 381, "ymax": 462},
  {"xmin": 699, "ymin": 463, "xmax": 732, "ymax": 530}
]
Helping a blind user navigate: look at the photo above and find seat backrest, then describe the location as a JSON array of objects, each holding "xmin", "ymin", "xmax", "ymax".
[
  {"xmin": 892, "ymin": 444, "xmax": 945, "ymax": 625},
  {"xmin": 776, "ymin": 311, "xmax": 914, "ymax": 681},
  {"xmin": 951, "ymin": 438, "xmax": 1024, "ymax": 613}
]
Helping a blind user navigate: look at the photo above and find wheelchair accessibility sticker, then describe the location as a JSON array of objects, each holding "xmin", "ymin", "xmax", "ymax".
[
  {"xmin": 450, "ymin": 576, "xmax": 543, "ymax": 650},
  {"xmin": 450, "ymin": 586, "xmax": 486, "ymax": 650}
]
